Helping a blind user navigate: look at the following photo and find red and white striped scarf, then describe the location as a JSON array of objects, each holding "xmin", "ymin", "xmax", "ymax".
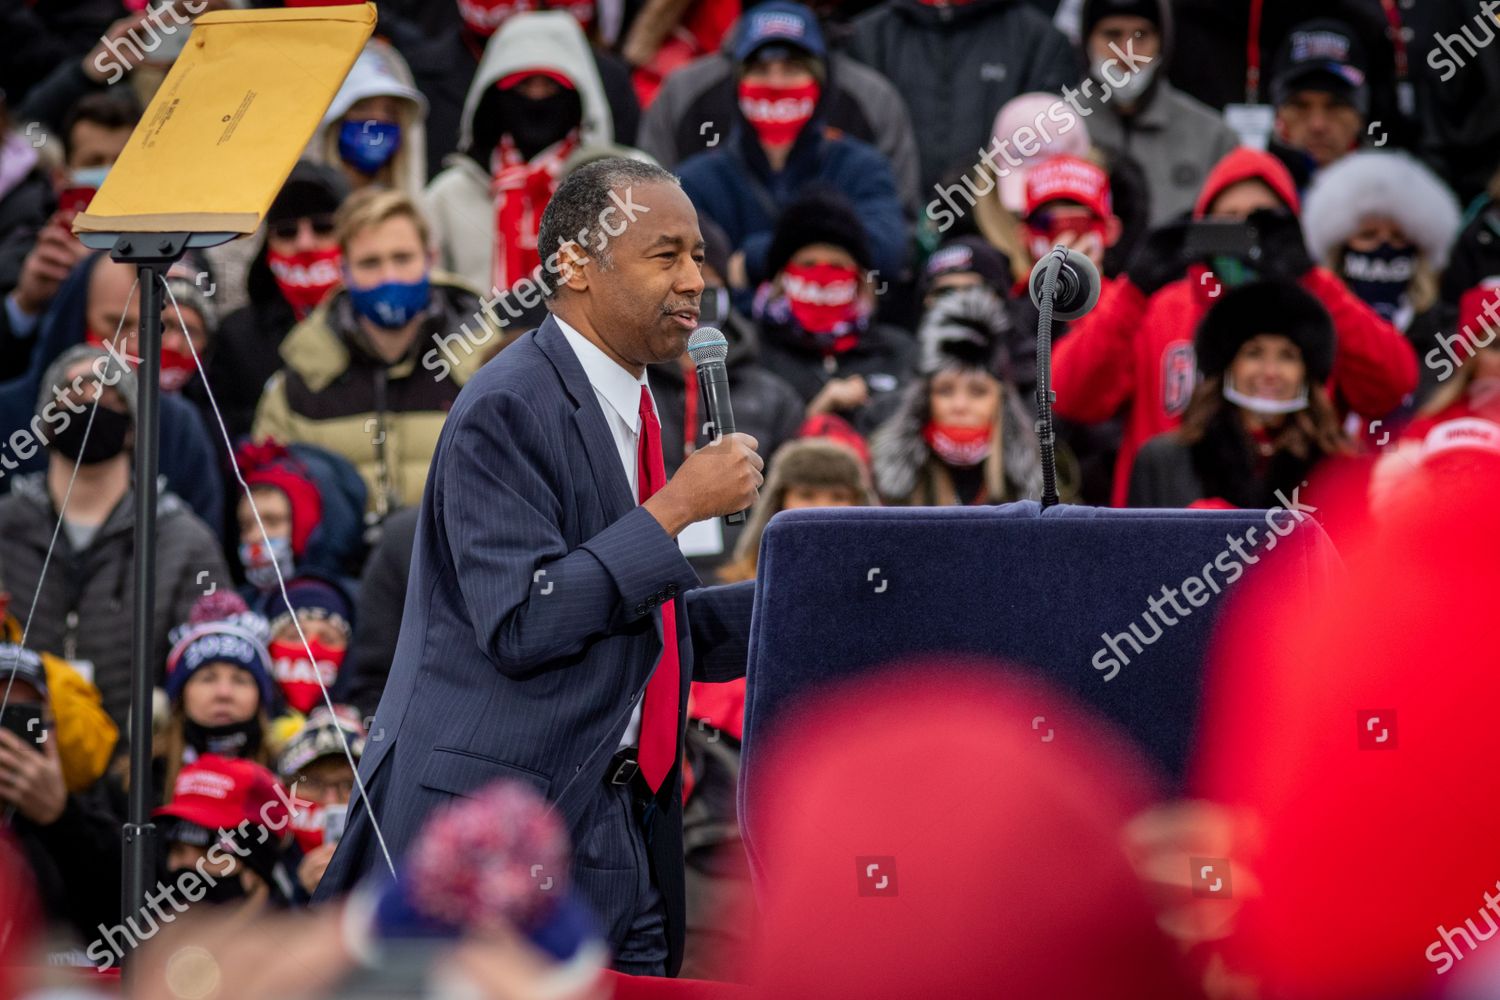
[{"xmin": 489, "ymin": 131, "xmax": 578, "ymax": 293}]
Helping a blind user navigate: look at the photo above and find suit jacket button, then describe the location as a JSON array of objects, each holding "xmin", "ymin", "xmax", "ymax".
[
  {"xmin": 634, "ymin": 603, "xmax": 647, "ymax": 615},
  {"xmin": 665, "ymin": 584, "xmax": 678, "ymax": 597}
]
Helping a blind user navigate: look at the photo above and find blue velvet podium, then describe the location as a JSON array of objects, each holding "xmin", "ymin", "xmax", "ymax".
[{"xmin": 739, "ymin": 501, "xmax": 1342, "ymax": 872}]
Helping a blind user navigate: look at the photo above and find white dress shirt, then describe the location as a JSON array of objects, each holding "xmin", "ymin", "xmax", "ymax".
[{"xmin": 555, "ymin": 316, "xmax": 654, "ymax": 748}]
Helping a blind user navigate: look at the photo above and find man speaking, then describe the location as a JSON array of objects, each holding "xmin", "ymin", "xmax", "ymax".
[{"xmin": 316, "ymin": 158, "xmax": 763, "ymax": 976}]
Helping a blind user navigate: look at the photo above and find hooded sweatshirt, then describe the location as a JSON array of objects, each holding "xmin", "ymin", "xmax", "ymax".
[
  {"xmin": 1073, "ymin": 0, "xmax": 1240, "ymax": 226},
  {"xmin": 422, "ymin": 11, "xmax": 614, "ymax": 294},
  {"xmin": 0, "ymin": 253, "xmax": 223, "ymax": 532},
  {"xmin": 306, "ymin": 40, "xmax": 430, "ymax": 202},
  {"xmin": 1052, "ymin": 147, "xmax": 1417, "ymax": 505}
]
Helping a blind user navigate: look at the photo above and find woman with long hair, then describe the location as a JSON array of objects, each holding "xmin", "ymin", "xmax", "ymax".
[
  {"xmin": 871, "ymin": 286, "xmax": 1042, "ymax": 506},
  {"xmin": 159, "ymin": 595, "xmax": 277, "ymax": 801},
  {"xmin": 1128, "ymin": 282, "xmax": 1351, "ymax": 508}
]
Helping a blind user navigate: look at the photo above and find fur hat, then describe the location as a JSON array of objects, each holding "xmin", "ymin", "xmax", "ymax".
[
  {"xmin": 766, "ymin": 190, "xmax": 871, "ymax": 279},
  {"xmin": 730, "ymin": 437, "xmax": 874, "ymax": 566},
  {"xmin": 1194, "ymin": 281, "xmax": 1336, "ymax": 384},
  {"xmin": 1300, "ymin": 151, "xmax": 1462, "ymax": 271},
  {"xmin": 917, "ymin": 285, "xmax": 1012, "ymax": 379}
]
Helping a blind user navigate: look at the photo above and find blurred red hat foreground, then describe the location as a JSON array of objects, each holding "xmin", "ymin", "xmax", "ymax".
[
  {"xmin": 1193, "ymin": 451, "xmax": 1500, "ymax": 998},
  {"xmin": 744, "ymin": 663, "xmax": 1197, "ymax": 999}
]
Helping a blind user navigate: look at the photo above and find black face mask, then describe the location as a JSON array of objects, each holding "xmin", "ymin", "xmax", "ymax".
[
  {"xmin": 491, "ymin": 87, "xmax": 583, "ymax": 161},
  {"xmin": 183, "ymin": 716, "xmax": 263, "ymax": 758},
  {"xmin": 167, "ymin": 867, "xmax": 248, "ymax": 905},
  {"xmin": 51, "ymin": 404, "xmax": 130, "ymax": 465}
]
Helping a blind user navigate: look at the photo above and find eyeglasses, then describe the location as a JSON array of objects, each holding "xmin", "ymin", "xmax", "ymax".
[
  {"xmin": 296, "ymin": 774, "xmax": 354, "ymax": 798},
  {"xmin": 269, "ymin": 214, "xmax": 336, "ymax": 242}
]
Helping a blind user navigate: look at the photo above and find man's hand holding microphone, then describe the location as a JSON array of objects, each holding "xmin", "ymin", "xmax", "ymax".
[{"xmin": 644, "ymin": 434, "xmax": 763, "ymax": 537}]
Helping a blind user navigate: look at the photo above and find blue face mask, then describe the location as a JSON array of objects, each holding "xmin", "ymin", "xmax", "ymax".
[
  {"xmin": 239, "ymin": 535, "xmax": 294, "ymax": 591},
  {"xmin": 347, "ymin": 272, "xmax": 431, "ymax": 330},
  {"xmin": 67, "ymin": 165, "xmax": 111, "ymax": 189},
  {"xmin": 338, "ymin": 120, "xmax": 402, "ymax": 175}
]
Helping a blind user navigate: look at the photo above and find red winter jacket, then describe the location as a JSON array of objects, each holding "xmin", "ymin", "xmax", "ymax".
[{"xmin": 1052, "ymin": 149, "xmax": 1417, "ymax": 506}]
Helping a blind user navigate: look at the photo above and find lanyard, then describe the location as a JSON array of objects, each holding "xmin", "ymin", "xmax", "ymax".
[
  {"xmin": 1379, "ymin": 0, "xmax": 1409, "ymax": 83},
  {"xmin": 1244, "ymin": 0, "xmax": 1265, "ymax": 105}
]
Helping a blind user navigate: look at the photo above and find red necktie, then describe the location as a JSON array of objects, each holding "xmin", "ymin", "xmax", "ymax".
[{"xmin": 636, "ymin": 386, "xmax": 681, "ymax": 792}]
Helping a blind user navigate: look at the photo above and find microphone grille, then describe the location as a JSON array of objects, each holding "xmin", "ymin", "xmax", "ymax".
[{"xmin": 687, "ymin": 327, "xmax": 729, "ymax": 366}]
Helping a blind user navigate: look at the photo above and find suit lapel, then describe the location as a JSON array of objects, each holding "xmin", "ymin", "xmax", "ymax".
[{"xmin": 535, "ymin": 316, "xmax": 635, "ymax": 522}]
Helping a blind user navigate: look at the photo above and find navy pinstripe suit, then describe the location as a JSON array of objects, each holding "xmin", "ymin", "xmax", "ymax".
[{"xmin": 315, "ymin": 316, "xmax": 755, "ymax": 975}]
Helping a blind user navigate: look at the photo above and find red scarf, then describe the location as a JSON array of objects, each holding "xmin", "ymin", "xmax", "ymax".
[{"xmin": 490, "ymin": 132, "xmax": 577, "ymax": 293}]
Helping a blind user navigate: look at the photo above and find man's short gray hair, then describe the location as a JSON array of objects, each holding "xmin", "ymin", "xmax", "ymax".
[{"xmin": 537, "ymin": 157, "xmax": 680, "ymax": 298}]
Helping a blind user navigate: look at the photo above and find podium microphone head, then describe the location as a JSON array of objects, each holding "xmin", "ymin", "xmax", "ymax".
[
  {"xmin": 687, "ymin": 327, "xmax": 729, "ymax": 368},
  {"xmin": 1029, "ymin": 246, "xmax": 1102, "ymax": 322}
]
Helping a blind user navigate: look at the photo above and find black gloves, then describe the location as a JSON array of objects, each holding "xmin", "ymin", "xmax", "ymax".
[
  {"xmin": 1124, "ymin": 222, "xmax": 1191, "ymax": 297},
  {"xmin": 1249, "ymin": 208, "xmax": 1314, "ymax": 281}
]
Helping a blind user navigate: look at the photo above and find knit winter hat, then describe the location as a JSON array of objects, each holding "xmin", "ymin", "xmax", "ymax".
[
  {"xmin": 258, "ymin": 575, "xmax": 354, "ymax": 641},
  {"xmin": 922, "ymin": 236, "xmax": 1013, "ymax": 300},
  {"xmin": 165, "ymin": 619, "xmax": 277, "ymax": 710},
  {"xmin": 1081, "ymin": 0, "xmax": 1163, "ymax": 43},
  {"xmin": 161, "ymin": 274, "xmax": 219, "ymax": 340},
  {"xmin": 277, "ymin": 705, "xmax": 367, "ymax": 780},
  {"xmin": 1194, "ymin": 281, "xmax": 1335, "ymax": 384},
  {"xmin": 267, "ymin": 161, "xmax": 351, "ymax": 228},
  {"xmin": 36, "ymin": 344, "xmax": 138, "ymax": 423},
  {"xmin": 766, "ymin": 190, "xmax": 871, "ymax": 279},
  {"xmin": 1300, "ymin": 151, "xmax": 1462, "ymax": 271},
  {"xmin": 234, "ymin": 441, "xmax": 326, "ymax": 559}
]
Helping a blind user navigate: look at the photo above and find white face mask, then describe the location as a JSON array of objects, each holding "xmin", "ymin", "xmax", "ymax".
[
  {"xmin": 1223, "ymin": 375, "xmax": 1309, "ymax": 415},
  {"xmin": 1091, "ymin": 56, "xmax": 1158, "ymax": 107}
]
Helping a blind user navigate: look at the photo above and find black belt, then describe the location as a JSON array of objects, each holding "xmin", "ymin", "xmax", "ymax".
[{"xmin": 606, "ymin": 747, "xmax": 640, "ymax": 787}]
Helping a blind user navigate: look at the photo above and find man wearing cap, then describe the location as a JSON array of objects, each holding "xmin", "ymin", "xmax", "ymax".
[
  {"xmin": 152, "ymin": 756, "xmax": 300, "ymax": 914},
  {"xmin": 1270, "ymin": 18, "xmax": 1370, "ymax": 182},
  {"xmin": 677, "ymin": 1, "xmax": 908, "ymax": 294},
  {"xmin": 1071, "ymin": 0, "xmax": 1239, "ymax": 226},
  {"xmin": 637, "ymin": 6, "xmax": 922, "ymax": 211}
]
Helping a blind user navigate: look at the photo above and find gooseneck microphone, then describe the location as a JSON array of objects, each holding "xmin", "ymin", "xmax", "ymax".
[
  {"xmin": 687, "ymin": 327, "xmax": 747, "ymax": 525},
  {"xmin": 1029, "ymin": 247, "xmax": 1102, "ymax": 509}
]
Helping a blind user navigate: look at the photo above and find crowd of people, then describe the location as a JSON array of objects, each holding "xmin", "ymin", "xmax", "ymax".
[{"xmin": 1, "ymin": 0, "xmax": 1498, "ymax": 995}]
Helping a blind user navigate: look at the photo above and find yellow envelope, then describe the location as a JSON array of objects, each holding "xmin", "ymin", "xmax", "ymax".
[{"xmin": 74, "ymin": 2, "xmax": 375, "ymax": 237}]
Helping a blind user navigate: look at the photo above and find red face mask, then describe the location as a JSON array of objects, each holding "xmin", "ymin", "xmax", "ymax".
[
  {"xmin": 457, "ymin": 0, "xmax": 526, "ymax": 36},
  {"xmin": 782, "ymin": 262, "xmax": 862, "ymax": 335},
  {"xmin": 159, "ymin": 345, "xmax": 196, "ymax": 392},
  {"xmin": 738, "ymin": 80, "xmax": 819, "ymax": 147},
  {"xmin": 289, "ymin": 799, "xmax": 324, "ymax": 852},
  {"xmin": 1024, "ymin": 218, "xmax": 1108, "ymax": 264},
  {"xmin": 269, "ymin": 637, "xmax": 346, "ymax": 715},
  {"xmin": 267, "ymin": 246, "xmax": 342, "ymax": 319},
  {"xmin": 923, "ymin": 422, "xmax": 990, "ymax": 467}
]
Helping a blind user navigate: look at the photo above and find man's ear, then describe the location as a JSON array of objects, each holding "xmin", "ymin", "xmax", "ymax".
[
  {"xmin": 1106, "ymin": 214, "xmax": 1124, "ymax": 248},
  {"xmin": 557, "ymin": 240, "xmax": 591, "ymax": 295}
]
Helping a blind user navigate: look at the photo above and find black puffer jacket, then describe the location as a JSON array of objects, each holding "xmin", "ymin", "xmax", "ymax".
[{"xmin": 845, "ymin": 0, "xmax": 1079, "ymax": 191}]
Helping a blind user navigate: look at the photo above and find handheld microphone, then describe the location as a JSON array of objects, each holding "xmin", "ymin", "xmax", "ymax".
[
  {"xmin": 687, "ymin": 326, "xmax": 747, "ymax": 525},
  {"xmin": 1028, "ymin": 246, "xmax": 1101, "ymax": 321}
]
